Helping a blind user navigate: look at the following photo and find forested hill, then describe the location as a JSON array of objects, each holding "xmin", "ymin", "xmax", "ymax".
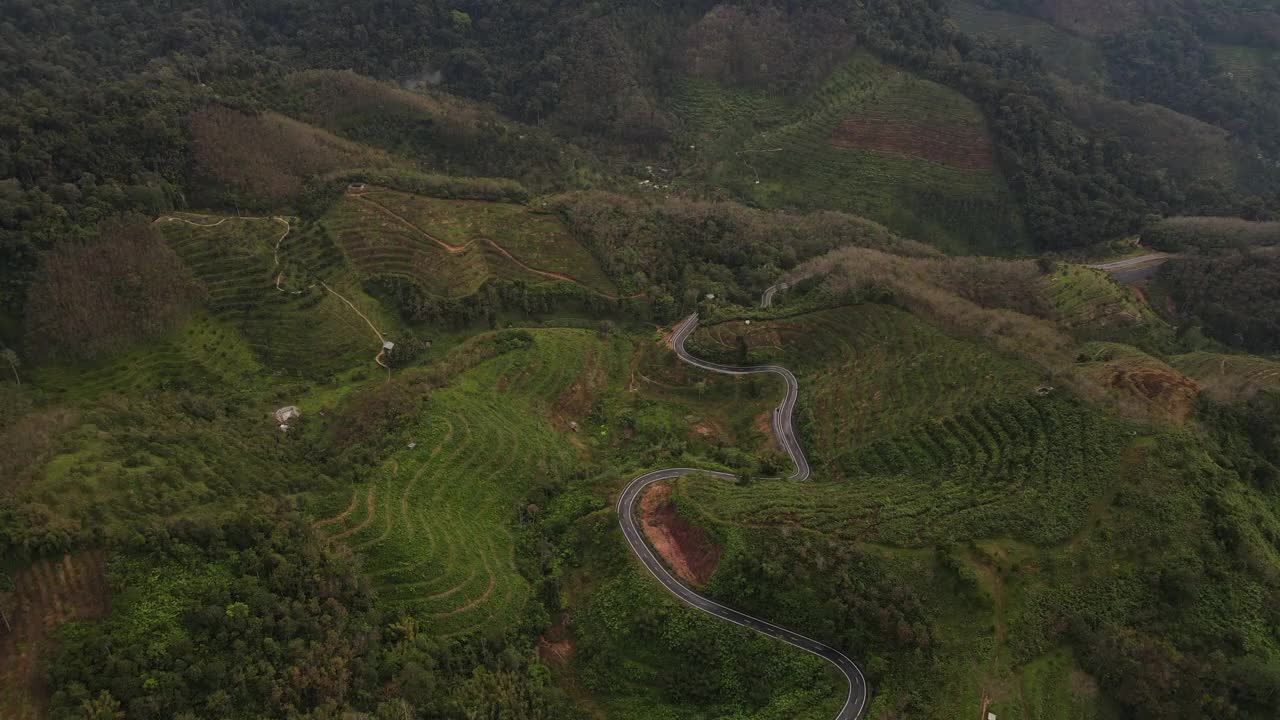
[{"xmin": 2, "ymin": 0, "xmax": 1279, "ymax": 320}]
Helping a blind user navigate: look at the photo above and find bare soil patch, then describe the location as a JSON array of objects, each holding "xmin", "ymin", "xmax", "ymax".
[
  {"xmin": 0, "ymin": 551, "xmax": 108, "ymax": 719},
  {"xmin": 639, "ymin": 483, "xmax": 723, "ymax": 586},
  {"xmin": 754, "ymin": 409, "xmax": 780, "ymax": 451},
  {"xmin": 829, "ymin": 119, "xmax": 995, "ymax": 170},
  {"xmin": 1105, "ymin": 366, "xmax": 1200, "ymax": 422}
]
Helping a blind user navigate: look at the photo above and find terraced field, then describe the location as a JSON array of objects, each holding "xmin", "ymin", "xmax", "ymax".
[
  {"xmin": 1170, "ymin": 352, "xmax": 1280, "ymax": 398},
  {"xmin": 323, "ymin": 189, "xmax": 617, "ymax": 298},
  {"xmin": 1210, "ymin": 43, "xmax": 1280, "ymax": 94},
  {"xmin": 680, "ymin": 307, "xmax": 1124, "ymax": 547},
  {"xmin": 1041, "ymin": 265, "xmax": 1166, "ymax": 336},
  {"xmin": 31, "ymin": 313, "xmax": 264, "ymax": 399},
  {"xmin": 157, "ymin": 214, "xmax": 397, "ymax": 377},
  {"xmin": 672, "ymin": 53, "xmax": 1028, "ymax": 253},
  {"xmin": 688, "ymin": 305, "xmax": 1042, "ymax": 477},
  {"xmin": 313, "ymin": 330, "xmax": 610, "ymax": 635}
]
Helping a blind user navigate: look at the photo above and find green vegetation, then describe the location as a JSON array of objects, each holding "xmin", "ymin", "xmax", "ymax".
[
  {"xmin": 1170, "ymin": 352, "xmax": 1280, "ymax": 399},
  {"xmin": 5, "ymin": 2, "xmax": 1280, "ymax": 719},
  {"xmin": 1143, "ymin": 216, "xmax": 1280, "ymax": 252},
  {"xmin": 1041, "ymin": 265, "xmax": 1172, "ymax": 347},
  {"xmin": 673, "ymin": 53, "xmax": 1028, "ymax": 254},
  {"xmin": 949, "ymin": 1, "xmax": 1108, "ymax": 84},
  {"xmin": 311, "ymin": 329, "xmax": 594, "ymax": 636}
]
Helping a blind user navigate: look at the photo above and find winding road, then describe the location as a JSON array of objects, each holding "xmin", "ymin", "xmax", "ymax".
[{"xmin": 616, "ymin": 309, "xmax": 867, "ymax": 719}]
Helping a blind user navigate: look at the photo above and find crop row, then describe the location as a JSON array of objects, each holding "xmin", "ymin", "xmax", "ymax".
[{"xmin": 314, "ymin": 330, "xmax": 593, "ymax": 635}]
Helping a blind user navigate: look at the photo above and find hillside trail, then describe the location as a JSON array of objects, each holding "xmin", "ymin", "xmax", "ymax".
[
  {"xmin": 157, "ymin": 212, "xmax": 390, "ymax": 372},
  {"xmin": 617, "ymin": 290, "xmax": 867, "ymax": 720}
]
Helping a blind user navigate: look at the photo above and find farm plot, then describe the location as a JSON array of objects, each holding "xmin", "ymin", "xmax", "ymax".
[
  {"xmin": 688, "ymin": 305, "xmax": 1042, "ymax": 478},
  {"xmin": 1169, "ymin": 352, "xmax": 1280, "ymax": 399},
  {"xmin": 159, "ymin": 215, "xmax": 396, "ymax": 377},
  {"xmin": 1040, "ymin": 264, "xmax": 1166, "ymax": 337},
  {"xmin": 313, "ymin": 329, "xmax": 603, "ymax": 636},
  {"xmin": 31, "ymin": 313, "xmax": 264, "ymax": 400},
  {"xmin": 329, "ymin": 190, "xmax": 617, "ymax": 297},
  {"xmin": 675, "ymin": 395, "xmax": 1123, "ymax": 545},
  {"xmin": 1209, "ymin": 43, "xmax": 1279, "ymax": 93},
  {"xmin": 671, "ymin": 53, "xmax": 1028, "ymax": 254}
]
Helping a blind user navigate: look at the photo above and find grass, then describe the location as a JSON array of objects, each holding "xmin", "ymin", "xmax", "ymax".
[
  {"xmin": 312, "ymin": 329, "xmax": 607, "ymax": 636},
  {"xmin": 671, "ymin": 52, "xmax": 1030, "ymax": 254},
  {"xmin": 322, "ymin": 190, "xmax": 618, "ymax": 298}
]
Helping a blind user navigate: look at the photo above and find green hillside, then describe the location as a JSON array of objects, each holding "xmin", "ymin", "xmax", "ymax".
[{"xmin": 672, "ymin": 53, "xmax": 1030, "ymax": 255}]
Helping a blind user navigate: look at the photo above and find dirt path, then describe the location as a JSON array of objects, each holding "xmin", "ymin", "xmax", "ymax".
[{"xmin": 316, "ymin": 279, "xmax": 390, "ymax": 370}]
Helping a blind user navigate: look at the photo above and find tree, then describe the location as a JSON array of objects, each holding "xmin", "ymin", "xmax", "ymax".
[
  {"xmin": 1, "ymin": 348, "xmax": 18, "ymax": 386},
  {"xmin": 81, "ymin": 691, "xmax": 125, "ymax": 720}
]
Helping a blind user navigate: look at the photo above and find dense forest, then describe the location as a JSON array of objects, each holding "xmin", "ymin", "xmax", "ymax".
[{"xmin": 3, "ymin": 0, "xmax": 1280, "ymax": 324}]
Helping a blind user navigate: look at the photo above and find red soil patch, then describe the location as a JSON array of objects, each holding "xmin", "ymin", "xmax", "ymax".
[
  {"xmin": 553, "ymin": 349, "xmax": 606, "ymax": 424},
  {"xmin": 639, "ymin": 483, "xmax": 722, "ymax": 586},
  {"xmin": 829, "ymin": 119, "xmax": 995, "ymax": 170},
  {"xmin": 538, "ymin": 614, "xmax": 574, "ymax": 666},
  {"xmin": 755, "ymin": 409, "xmax": 780, "ymax": 451},
  {"xmin": 0, "ymin": 551, "xmax": 109, "ymax": 718}
]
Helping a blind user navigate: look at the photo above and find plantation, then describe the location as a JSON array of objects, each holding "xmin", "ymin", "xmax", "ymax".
[
  {"xmin": 1040, "ymin": 265, "xmax": 1170, "ymax": 344},
  {"xmin": 1169, "ymin": 352, "xmax": 1280, "ymax": 399},
  {"xmin": 670, "ymin": 53, "xmax": 1029, "ymax": 255},
  {"xmin": 321, "ymin": 189, "xmax": 618, "ymax": 300},
  {"xmin": 312, "ymin": 329, "xmax": 606, "ymax": 635}
]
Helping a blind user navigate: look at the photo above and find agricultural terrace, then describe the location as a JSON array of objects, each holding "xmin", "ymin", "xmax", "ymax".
[
  {"xmin": 0, "ymin": 551, "xmax": 107, "ymax": 720},
  {"xmin": 687, "ymin": 305, "xmax": 1044, "ymax": 479},
  {"xmin": 1210, "ymin": 43, "xmax": 1280, "ymax": 94},
  {"xmin": 324, "ymin": 189, "xmax": 618, "ymax": 298},
  {"xmin": 1170, "ymin": 352, "xmax": 1280, "ymax": 399},
  {"xmin": 1040, "ymin": 264, "xmax": 1166, "ymax": 335},
  {"xmin": 313, "ymin": 329, "xmax": 617, "ymax": 636},
  {"xmin": 156, "ymin": 214, "xmax": 400, "ymax": 377},
  {"xmin": 677, "ymin": 307, "xmax": 1126, "ymax": 547},
  {"xmin": 672, "ymin": 52, "xmax": 1028, "ymax": 254}
]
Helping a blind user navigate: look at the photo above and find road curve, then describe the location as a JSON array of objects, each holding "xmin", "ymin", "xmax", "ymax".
[{"xmin": 616, "ymin": 312, "xmax": 868, "ymax": 719}]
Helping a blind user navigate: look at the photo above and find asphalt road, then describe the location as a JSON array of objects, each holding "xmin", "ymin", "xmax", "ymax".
[
  {"xmin": 760, "ymin": 283, "xmax": 780, "ymax": 308},
  {"xmin": 1086, "ymin": 253, "xmax": 1172, "ymax": 284},
  {"xmin": 616, "ymin": 312, "xmax": 867, "ymax": 719}
]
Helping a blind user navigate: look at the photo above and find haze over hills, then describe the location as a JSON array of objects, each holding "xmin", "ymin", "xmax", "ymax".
[{"xmin": 1, "ymin": 2, "xmax": 1279, "ymax": 720}]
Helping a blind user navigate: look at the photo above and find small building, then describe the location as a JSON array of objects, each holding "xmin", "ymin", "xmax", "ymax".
[{"xmin": 383, "ymin": 340, "xmax": 396, "ymax": 352}]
